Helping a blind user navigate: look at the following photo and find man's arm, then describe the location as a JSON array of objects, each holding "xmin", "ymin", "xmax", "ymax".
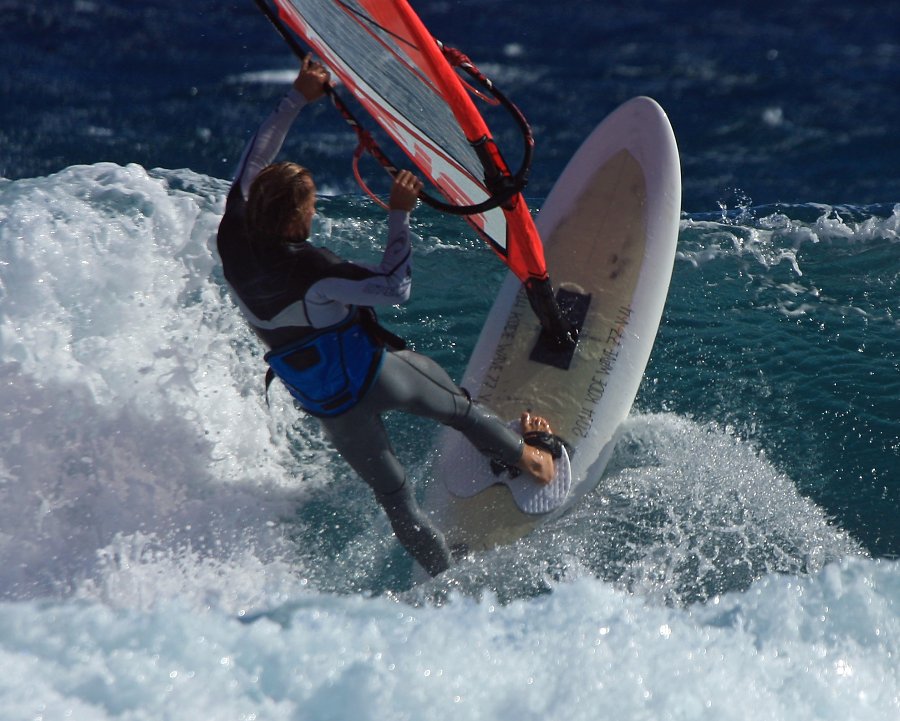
[
  {"xmin": 232, "ymin": 58, "xmax": 330, "ymax": 199},
  {"xmin": 308, "ymin": 171, "xmax": 424, "ymax": 308}
]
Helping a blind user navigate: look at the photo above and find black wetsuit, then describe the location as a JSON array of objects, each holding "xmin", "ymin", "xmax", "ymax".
[{"xmin": 216, "ymin": 88, "xmax": 524, "ymax": 576}]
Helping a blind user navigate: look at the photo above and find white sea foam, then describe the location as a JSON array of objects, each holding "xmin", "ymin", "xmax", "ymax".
[
  {"xmin": 407, "ymin": 412, "xmax": 863, "ymax": 609},
  {"xmin": 0, "ymin": 164, "xmax": 335, "ymax": 600},
  {"xmin": 1, "ymin": 558, "xmax": 898, "ymax": 720},
  {"xmin": 676, "ymin": 203, "xmax": 900, "ymax": 328},
  {"xmin": 229, "ymin": 69, "xmax": 310, "ymax": 86},
  {"xmin": 677, "ymin": 202, "xmax": 900, "ymax": 270}
]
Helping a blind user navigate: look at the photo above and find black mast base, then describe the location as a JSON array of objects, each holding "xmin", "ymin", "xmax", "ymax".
[{"xmin": 525, "ymin": 279, "xmax": 590, "ymax": 370}]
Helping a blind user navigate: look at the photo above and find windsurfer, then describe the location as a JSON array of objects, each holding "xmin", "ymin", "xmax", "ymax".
[{"xmin": 216, "ymin": 59, "xmax": 562, "ymax": 576}]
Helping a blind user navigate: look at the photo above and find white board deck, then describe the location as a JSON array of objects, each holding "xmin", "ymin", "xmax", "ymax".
[
  {"xmin": 423, "ymin": 96, "xmax": 681, "ymax": 553},
  {"xmin": 446, "ymin": 420, "xmax": 573, "ymax": 516}
]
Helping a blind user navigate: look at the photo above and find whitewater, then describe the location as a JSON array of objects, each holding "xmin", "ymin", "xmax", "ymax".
[{"xmin": 0, "ymin": 163, "xmax": 897, "ymax": 719}]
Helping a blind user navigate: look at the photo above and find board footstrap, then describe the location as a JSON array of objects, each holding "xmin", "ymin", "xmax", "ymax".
[{"xmin": 443, "ymin": 423, "xmax": 573, "ymax": 515}]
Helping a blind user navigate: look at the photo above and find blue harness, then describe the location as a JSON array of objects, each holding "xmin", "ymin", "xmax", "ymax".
[{"xmin": 264, "ymin": 309, "xmax": 385, "ymax": 417}]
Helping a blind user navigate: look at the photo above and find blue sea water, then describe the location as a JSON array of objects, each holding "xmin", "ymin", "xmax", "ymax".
[{"xmin": 1, "ymin": 1, "xmax": 899, "ymax": 719}]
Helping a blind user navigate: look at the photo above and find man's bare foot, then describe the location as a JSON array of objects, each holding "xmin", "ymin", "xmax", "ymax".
[{"xmin": 516, "ymin": 411, "xmax": 555, "ymax": 485}]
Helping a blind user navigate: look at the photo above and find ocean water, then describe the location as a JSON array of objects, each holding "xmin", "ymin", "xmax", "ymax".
[{"xmin": 1, "ymin": 1, "xmax": 899, "ymax": 719}]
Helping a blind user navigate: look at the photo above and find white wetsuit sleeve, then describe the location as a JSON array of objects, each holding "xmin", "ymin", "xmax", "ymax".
[
  {"xmin": 306, "ymin": 209, "xmax": 414, "ymax": 315},
  {"xmin": 233, "ymin": 88, "xmax": 308, "ymax": 199}
]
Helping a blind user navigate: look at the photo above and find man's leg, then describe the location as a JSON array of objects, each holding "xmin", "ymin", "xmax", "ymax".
[
  {"xmin": 373, "ymin": 351, "xmax": 555, "ymax": 482},
  {"xmin": 371, "ymin": 350, "xmax": 525, "ymax": 466},
  {"xmin": 320, "ymin": 407, "xmax": 451, "ymax": 576}
]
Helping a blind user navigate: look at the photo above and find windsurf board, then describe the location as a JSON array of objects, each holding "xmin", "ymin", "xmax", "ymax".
[{"xmin": 422, "ymin": 96, "xmax": 682, "ymax": 555}]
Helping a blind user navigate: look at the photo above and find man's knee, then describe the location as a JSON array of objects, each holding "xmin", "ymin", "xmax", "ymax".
[{"xmin": 445, "ymin": 387, "xmax": 479, "ymax": 432}]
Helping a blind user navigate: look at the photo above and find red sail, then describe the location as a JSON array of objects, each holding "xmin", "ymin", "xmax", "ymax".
[{"xmin": 273, "ymin": 0, "xmax": 549, "ymax": 284}]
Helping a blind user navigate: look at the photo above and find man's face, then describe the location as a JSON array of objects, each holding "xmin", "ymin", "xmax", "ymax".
[{"xmin": 287, "ymin": 193, "xmax": 317, "ymax": 241}]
